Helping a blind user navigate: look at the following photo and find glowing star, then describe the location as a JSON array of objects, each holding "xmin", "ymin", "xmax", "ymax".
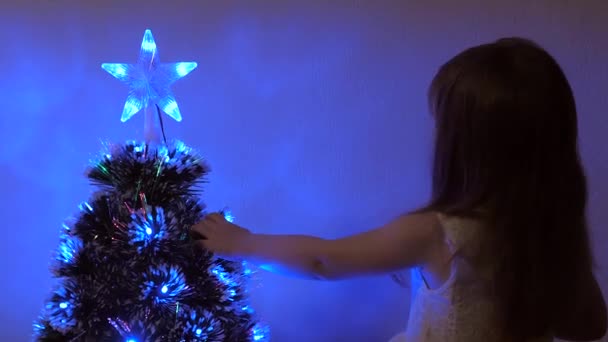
[{"xmin": 101, "ymin": 29, "xmax": 197, "ymax": 123}]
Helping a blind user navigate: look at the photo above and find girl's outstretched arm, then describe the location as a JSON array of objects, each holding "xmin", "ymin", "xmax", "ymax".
[{"xmin": 191, "ymin": 212, "xmax": 442, "ymax": 280}]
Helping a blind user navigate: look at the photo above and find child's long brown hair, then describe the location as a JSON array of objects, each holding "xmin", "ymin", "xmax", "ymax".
[{"xmin": 423, "ymin": 38, "xmax": 593, "ymax": 338}]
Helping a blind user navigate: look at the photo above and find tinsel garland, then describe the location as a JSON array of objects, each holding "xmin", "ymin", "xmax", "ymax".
[{"xmin": 34, "ymin": 140, "xmax": 269, "ymax": 342}]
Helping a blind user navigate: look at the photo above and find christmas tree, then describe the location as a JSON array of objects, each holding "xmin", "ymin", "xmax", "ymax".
[{"xmin": 33, "ymin": 30, "xmax": 269, "ymax": 342}]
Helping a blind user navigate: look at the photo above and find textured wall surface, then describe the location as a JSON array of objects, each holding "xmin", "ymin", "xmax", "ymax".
[{"xmin": 0, "ymin": 1, "xmax": 606, "ymax": 341}]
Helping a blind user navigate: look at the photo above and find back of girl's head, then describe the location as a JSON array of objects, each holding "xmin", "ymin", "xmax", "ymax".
[{"xmin": 426, "ymin": 37, "xmax": 592, "ymax": 338}]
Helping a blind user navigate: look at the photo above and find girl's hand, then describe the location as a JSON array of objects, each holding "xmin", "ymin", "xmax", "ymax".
[{"xmin": 191, "ymin": 213, "xmax": 251, "ymax": 259}]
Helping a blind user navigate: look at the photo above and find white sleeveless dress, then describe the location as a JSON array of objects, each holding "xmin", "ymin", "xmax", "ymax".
[{"xmin": 389, "ymin": 214, "xmax": 553, "ymax": 342}]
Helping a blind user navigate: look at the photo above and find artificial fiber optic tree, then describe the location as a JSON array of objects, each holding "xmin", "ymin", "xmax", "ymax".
[{"xmin": 34, "ymin": 29, "xmax": 268, "ymax": 342}]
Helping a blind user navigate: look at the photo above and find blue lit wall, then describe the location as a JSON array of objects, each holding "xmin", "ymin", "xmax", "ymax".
[{"xmin": 1, "ymin": 1, "xmax": 607, "ymax": 341}]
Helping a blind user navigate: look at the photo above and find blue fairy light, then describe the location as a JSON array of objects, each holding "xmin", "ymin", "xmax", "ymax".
[
  {"xmin": 177, "ymin": 309, "xmax": 223, "ymax": 340},
  {"xmin": 57, "ymin": 234, "xmax": 83, "ymax": 264},
  {"xmin": 211, "ymin": 265, "xmax": 237, "ymax": 288},
  {"xmin": 78, "ymin": 202, "xmax": 93, "ymax": 213},
  {"xmin": 156, "ymin": 144, "xmax": 169, "ymax": 159},
  {"xmin": 130, "ymin": 207, "xmax": 166, "ymax": 247},
  {"xmin": 242, "ymin": 261, "xmax": 253, "ymax": 276},
  {"xmin": 141, "ymin": 264, "xmax": 189, "ymax": 305},
  {"xmin": 101, "ymin": 29, "xmax": 197, "ymax": 123},
  {"xmin": 44, "ymin": 285, "xmax": 78, "ymax": 331},
  {"xmin": 174, "ymin": 140, "xmax": 189, "ymax": 154},
  {"xmin": 222, "ymin": 209, "xmax": 235, "ymax": 223},
  {"xmin": 211, "ymin": 264, "xmax": 241, "ymax": 301},
  {"xmin": 126, "ymin": 338, "xmax": 137, "ymax": 342},
  {"xmin": 251, "ymin": 324, "xmax": 269, "ymax": 341},
  {"xmin": 32, "ymin": 322, "xmax": 45, "ymax": 336}
]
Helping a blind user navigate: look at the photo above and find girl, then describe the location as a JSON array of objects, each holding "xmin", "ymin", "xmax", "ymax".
[{"xmin": 192, "ymin": 38, "xmax": 607, "ymax": 341}]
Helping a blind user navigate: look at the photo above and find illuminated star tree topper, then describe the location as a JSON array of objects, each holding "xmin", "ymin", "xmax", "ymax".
[{"xmin": 102, "ymin": 29, "xmax": 197, "ymax": 143}]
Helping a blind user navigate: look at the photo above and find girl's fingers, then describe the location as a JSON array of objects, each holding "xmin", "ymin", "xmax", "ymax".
[
  {"xmin": 192, "ymin": 221, "xmax": 211, "ymax": 238},
  {"xmin": 189, "ymin": 228, "xmax": 206, "ymax": 240},
  {"xmin": 207, "ymin": 213, "xmax": 225, "ymax": 223},
  {"xmin": 197, "ymin": 239, "xmax": 222, "ymax": 255},
  {"xmin": 197, "ymin": 239, "xmax": 209, "ymax": 250},
  {"xmin": 196, "ymin": 219, "xmax": 213, "ymax": 233}
]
